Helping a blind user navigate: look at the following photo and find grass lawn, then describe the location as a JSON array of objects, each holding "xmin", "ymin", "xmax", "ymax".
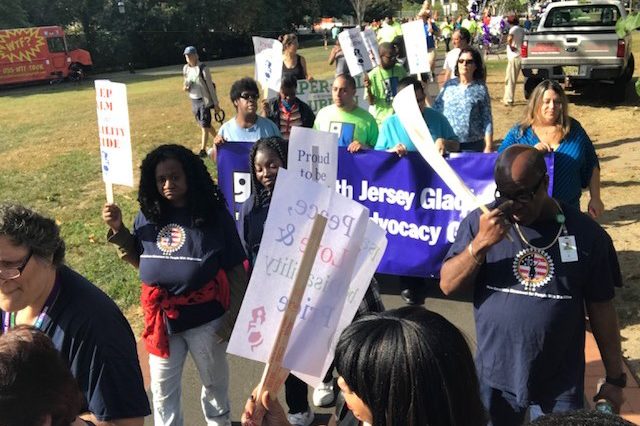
[{"xmin": 0, "ymin": 43, "xmax": 638, "ymax": 321}]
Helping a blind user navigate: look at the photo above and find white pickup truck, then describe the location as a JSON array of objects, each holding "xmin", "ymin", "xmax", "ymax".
[{"xmin": 521, "ymin": 0, "xmax": 634, "ymax": 101}]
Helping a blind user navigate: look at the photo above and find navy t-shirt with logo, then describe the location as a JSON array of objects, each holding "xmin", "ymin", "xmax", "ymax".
[
  {"xmin": 445, "ymin": 201, "xmax": 621, "ymax": 406},
  {"xmin": 133, "ymin": 205, "xmax": 246, "ymax": 333}
]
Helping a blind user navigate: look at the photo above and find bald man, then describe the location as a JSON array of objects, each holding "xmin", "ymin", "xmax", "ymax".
[{"xmin": 440, "ymin": 145, "xmax": 626, "ymax": 425}]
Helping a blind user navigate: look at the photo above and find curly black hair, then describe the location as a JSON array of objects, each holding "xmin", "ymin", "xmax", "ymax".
[
  {"xmin": 137, "ymin": 144, "xmax": 226, "ymax": 226},
  {"xmin": 249, "ymin": 137, "xmax": 288, "ymax": 206}
]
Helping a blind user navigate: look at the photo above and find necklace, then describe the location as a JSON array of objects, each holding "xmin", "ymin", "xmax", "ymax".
[
  {"xmin": 2, "ymin": 277, "xmax": 60, "ymax": 334},
  {"xmin": 514, "ymin": 200, "xmax": 566, "ymax": 251}
]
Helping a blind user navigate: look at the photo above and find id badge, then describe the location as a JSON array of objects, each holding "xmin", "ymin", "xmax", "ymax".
[{"xmin": 559, "ymin": 236, "xmax": 578, "ymax": 262}]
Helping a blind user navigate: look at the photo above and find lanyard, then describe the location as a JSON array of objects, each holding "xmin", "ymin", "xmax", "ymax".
[{"xmin": 2, "ymin": 277, "xmax": 60, "ymax": 334}]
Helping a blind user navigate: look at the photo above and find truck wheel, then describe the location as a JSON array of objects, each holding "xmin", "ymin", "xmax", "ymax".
[
  {"xmin": 524, "ymin": 77, "xmax": 542, "ymax": 100},
  {"xmin": 68, "ymin": 63, "xmax": 85, "ymax": 82}
]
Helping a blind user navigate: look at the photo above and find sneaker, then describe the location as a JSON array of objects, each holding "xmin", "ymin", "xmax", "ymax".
[
  {"xmin": 198, "ymin": 149, "xmax": 207, "ymax": 158},
  {"xmin": 312, "ymin": 380, "xmax": 335, "ymax": 407},
  {"xmin": 287, "ymin": 409, "xmax": 315, "ymax": 426}
]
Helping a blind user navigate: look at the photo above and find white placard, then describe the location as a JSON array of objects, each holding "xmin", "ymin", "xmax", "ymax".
[
  {"xmin": 402, "ymin": 20, "xmax": 431, "ymax": 74},
  {"xmin": 252, "ymin": 37, "xmax": 284, "ymax": 94},
  {"xmin": 338, "ymin": 28, "xmax": 374, "ymax": 76},
  {"xmin": 227, "ymin": 168, "xmax": 386, "ymax": 384},
  {"xmin": 361, "ymin": 29, "xmax": 381, "ymax": 68},
  {"xmin": 95, "ymin": 80, "xmax": 134, "ymax": 188},
  {"xmin": 287, "ymin": 127, "xmax": 338, "ymax": 189},
  {"xmin": 296, "ymin": 77, "xmax": 368, "ymax": 114}
]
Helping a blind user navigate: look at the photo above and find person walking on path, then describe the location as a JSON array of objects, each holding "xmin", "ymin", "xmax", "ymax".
[{"xmin": 503, "ymin": 14, "xmax": 525, "ymax": 106}]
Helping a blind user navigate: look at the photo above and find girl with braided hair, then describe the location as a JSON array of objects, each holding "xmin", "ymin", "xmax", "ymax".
[{"xmin": 102, "ymin": 143, "xmax": 248, "ymax": 426}]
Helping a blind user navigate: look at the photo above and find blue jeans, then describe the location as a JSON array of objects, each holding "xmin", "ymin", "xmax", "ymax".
[
  {"xmin": 480, "ymin": 382, "xmax": 583, "ymax": 426},
  {"xmin": 149, "ymin": 317, "xmax": 231, "ymax": 426}
]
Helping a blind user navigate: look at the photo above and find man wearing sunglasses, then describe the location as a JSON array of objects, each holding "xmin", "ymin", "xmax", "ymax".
[
  {"xmin": 440, "ymin": 145, "xmax": 625, "ymax": 424},
  {"xmin": 364, "ymin": 42, "xmax": 407, "ymax": 126},
  {"xmin": 0, "ymin": 204, "xmax": 150, "ymax": 426},
  {"xmin": 214, "ymin": 77, "xmax": 281, "ymax": 148}
]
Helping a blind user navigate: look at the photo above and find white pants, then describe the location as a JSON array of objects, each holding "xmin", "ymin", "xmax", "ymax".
[
  {"xmin": 503, "ymin": 56, "xmax": 522, "ymax": 104},
  {"xmin": 149, "ymin": 317, "xmax": 231, "ymax": 426}
]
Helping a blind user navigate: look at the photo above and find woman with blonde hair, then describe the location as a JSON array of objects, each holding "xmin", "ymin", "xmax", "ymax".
[
  {"xmin": 282, "ymin": 33, "xmax": 312, "ymax": 81},
  {"xmin": 498, "ymin": 79, "xmax": 603, "ymax": 217}
]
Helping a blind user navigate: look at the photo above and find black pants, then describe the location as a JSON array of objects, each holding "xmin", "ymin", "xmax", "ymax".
[{"xmin": 285, "ymin": 364, "xmax": 335, "ymax": 413}]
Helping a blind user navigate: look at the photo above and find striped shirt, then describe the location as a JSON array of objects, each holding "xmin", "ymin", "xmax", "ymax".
[
  {"xmin": 499, "ymin": 119, "xmax": 599, "ymax": 208},
  {"xmin": 278, "ymin": 102, "xmax": 302, "ymax": 140}
]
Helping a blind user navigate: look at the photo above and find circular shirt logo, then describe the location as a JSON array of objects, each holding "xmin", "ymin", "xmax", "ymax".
[
  {"xmin": 512, "ymin": 248, "xmax": 555, "ymax": 291},
  {"xmin": 156, "ymin": 224, "xmax": 186, "ymax": 255}
]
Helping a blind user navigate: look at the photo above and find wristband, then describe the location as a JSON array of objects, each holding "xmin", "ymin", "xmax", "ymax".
[{"xmin": 468, "ymin": 242, "xmax": 483, "ymax": 266}]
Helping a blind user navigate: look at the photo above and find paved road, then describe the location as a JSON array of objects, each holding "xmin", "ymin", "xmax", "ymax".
[{"xmin": 142, "ymin": 276, "xmax": 475, "ymax": 425}]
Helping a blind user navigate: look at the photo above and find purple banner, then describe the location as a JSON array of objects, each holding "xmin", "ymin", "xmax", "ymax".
[{"xmin": 218, "ymin": 143, "xmax": 554, "ymax": 277}]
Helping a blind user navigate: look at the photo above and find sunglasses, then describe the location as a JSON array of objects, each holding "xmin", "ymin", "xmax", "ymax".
[
  {"xmin": 495, "ymin": 174, "xmax": 546, "ymax": 205},
  {"xmin": 458, "ymin": 59, "xmax": 475, "ymax": 65},
  {"xmin": 239, "ymin": 93, "xmax": 259, "ymax": 100}
]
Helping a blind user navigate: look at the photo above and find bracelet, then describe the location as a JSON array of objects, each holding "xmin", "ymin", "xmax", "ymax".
[{"xmin": 468, "ymin": 242, "xmax": 483, "ymax": 266}]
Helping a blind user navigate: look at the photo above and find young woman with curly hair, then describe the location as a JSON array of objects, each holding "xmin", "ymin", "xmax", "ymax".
[{"xmin": 102, "ymin": 143, "xmax": 248, "ymax": 426}]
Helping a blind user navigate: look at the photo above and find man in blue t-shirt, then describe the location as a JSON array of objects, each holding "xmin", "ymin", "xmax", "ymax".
[
  {"xmin": 376, "ymin": 76, "xmax": 459, "ymax": 157},
  {"xmin": 440, "ymin": 146, "xmax": 626, "ymax": 424}
]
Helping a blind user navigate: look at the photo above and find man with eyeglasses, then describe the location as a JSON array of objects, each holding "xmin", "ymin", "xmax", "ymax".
[
  {"xmin": 0, "ymin": 204, "xmax": 150, "ymax": 426},
  {"xmin": 364, "ymin": 42, "xmax": 407, "ymax": 126},
  {"xmin": 439, "ymin": 145, "xmax": 625, "ymax": 425},
  {"xmin": 214, "ymin": 77, "xmax": 281, "ymax": 148}
]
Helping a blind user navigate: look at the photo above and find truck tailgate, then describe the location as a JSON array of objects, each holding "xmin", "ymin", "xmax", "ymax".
[{"xmin": 525, "ymin": 31, "xmax": 621, "ymax": 66}]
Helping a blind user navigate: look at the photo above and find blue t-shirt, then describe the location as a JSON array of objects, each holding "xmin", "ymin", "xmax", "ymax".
[
  {"xmin": 445, "ymin": 202, "xmax": 621, "ymax": 406},
  {"xmin": 425, "ymin": 22, "xmax": 440, "ymax": 49},
  {"xmin": 375, "ymin": 107, "xmax": 458, "ymax": 151},
  {"xmin": 133, "ymin": 205, "xmax": 247, "ymax": 333},
  {"xmin": 499, "ymin": 119, "xmax": 599, "ymax": 208},
  {"xmin": 218, "ymin": 116, "xmax": 281, "ymax": 142},
  {"xmin": 433, "ymin": 78, "xmax": 493, "ymax": 144},
  {"xmin": 4, "ymin": 266, "xmax": 152, "ymax": 421}
]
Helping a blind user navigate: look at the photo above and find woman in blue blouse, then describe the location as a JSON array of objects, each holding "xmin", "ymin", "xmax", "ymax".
[
  {"xmin": 498, "ymin": 80, "xmax": 603, "ymax": 217},
  {"xmin": 433, "ymin": 47, "xmax": 493, "ymax": 152}
]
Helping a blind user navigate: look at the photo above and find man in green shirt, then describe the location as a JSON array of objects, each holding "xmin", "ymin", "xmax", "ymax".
[
  {"xmin": 364, "ymin": 42, "xmax": 408, "ymax": 126},
  {"xmin": 313, "ymin": 74, "xmax": 378, "ymax": 153}
]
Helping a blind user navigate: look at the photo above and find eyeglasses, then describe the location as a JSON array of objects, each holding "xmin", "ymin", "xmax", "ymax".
[
  {"xmin": 239, "ymin": 93, "xmax": 259, "ymax": 101},
  {"xmin": 495, "ymin": 174, "xmax": 546, "ymax": 205},
  {"xmin": 381, "ymin": 54, "xmax": 397, "ymax": 60},
  {"xmin": 0, "ymin": 250, "xmax": 33, "ymax": 280},
  {"xmin": 458, "ymin": 59, "xmax": 475, "ymax": 65}
]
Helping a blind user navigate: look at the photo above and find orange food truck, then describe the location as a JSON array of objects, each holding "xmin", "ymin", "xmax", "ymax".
[{"xmin": 0, "ymin": 26, "xmax": 92, "ymax": 86}]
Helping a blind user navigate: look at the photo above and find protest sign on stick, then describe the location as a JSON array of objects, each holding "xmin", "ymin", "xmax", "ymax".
[
  {"xmin": 252, "ymin": 37, "xmax": 283, "ymax": 98},
  {"xmin": 338, "ymin": 28, "xmax": 374, "ymax": 76},
  {"xmin": 402, "ymin": 20, "xmax": 431, "ymax": 75},
  {"xmin": 361, "ymin": 29, "xmax": 381, "ymax": 68},
  {"xmin": 95, "ymin": 79, "xmax": 134, "ymax": 203},
  {"xmin": 288, "ymin": 126, "xmax": 338, "ymax": 188}
]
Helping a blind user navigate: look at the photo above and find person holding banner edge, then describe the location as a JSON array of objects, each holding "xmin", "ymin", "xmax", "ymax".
[
  {"xmin": 433, "ymin": 46, "xmax": 493, "ymax": 152},
  {"xmin": 103, "ymin": 144, "xmax": 249, "ymax": 426},
  {"xmin": 440, "ymin": 145, "xmax": 625, "ymax": 424},
  {"xmin": 182, "ymin": 46, "xmax": 222, "ymax": 158},
  {"xmin": 314, "ymin": 74, "xmax": 378, "ymax": 153},
  {"xmin": 215, "ymin": 78, "xmax": 281, "ymax": 149}
]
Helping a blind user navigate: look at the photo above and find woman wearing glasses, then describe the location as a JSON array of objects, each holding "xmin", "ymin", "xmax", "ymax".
[
  {"xmin": 214, "ymin": 77, "xmax": 281, "ymax": 147},
  {"xmin": 433, "ymin": 47, "xmax": 493, "ymax": 152},
  {"xmin": 498, "ymin": 80, "xmax": 603, "ymax": 218}
]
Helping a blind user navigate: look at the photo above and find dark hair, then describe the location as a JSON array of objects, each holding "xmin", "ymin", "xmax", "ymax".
[
  {"xmin": 230, "ymin": 77, "xmax": 260, "ymax": 104},
  {"xmin": 378, "ymin": 42, "xmax": 394, "ymax": 55},
  {"xmin": 335, "ymin": 306, "xmax": 487, "ymax": 426},
  {"xmin": 335, "ymin": 74, "xmax": 356, "ymax": 90},
  {"xmin": 0, "ymin": 204, "xmax": 65, "ymax": 267},
  {"xmin": 454, "ymin": 46, "xmax": 486, "ymax": 81},
  {"xmin": 0, "ymin": 326, "xmax": 83, "ymax": 426},
  {"xmin": 249, "ymin": 137, "xmax": 288, "ymax": 205},
  {"xmin": 138, "ymin": 144, "xmax": 226, "ymax": 226},
  {"xmin": 529, "ymin": 410, "xmax": 635, "ymax": 425},
  {"xmin": 281, "ymin": 74, "xmax": 298, "ymax": 91},
  {"xmin": 456, "ymin": 27, "xmax": 472, "ymax": 43},
  {"xmin": 494, "ymin": 144, "xmax": 547, "ymax": 187},
  {"xmin": 398, "ymin": 76, "xmax": 424, "ymax": 95}
]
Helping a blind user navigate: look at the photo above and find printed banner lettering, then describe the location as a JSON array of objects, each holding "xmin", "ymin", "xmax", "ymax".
[{"xmin": 296, "ymin": 76, "xmax": 368, "ymax": 115}]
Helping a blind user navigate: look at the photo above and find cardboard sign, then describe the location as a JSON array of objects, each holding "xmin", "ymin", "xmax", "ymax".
[
  {"xmin": 296, "ymin": 76, "xmax": 368, "ymax": 114},
  {"xmin": 287, "ymin": 127, "xmax": 338, "ymax": 188},
  {"xmin": 402, "ymin": 20, "xmax": 431, "ymax": 74},
  {"xmin": 227, "ymin": 168, "xmax": 386, "ymax": 385},
  {"xmin": 252, "ymin": 37, "xmax": 283, "ymax": 94},
  {"xmin": 339, "ymin": 28, "xmax": 374, "ymax": 76},
  {"xmin": 95, "ymin": 80, "xmax": 134, "ymax": 189},
  {"xmin": 362, "ymin": 29, "xmax": 381, "ymax": 68}
]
